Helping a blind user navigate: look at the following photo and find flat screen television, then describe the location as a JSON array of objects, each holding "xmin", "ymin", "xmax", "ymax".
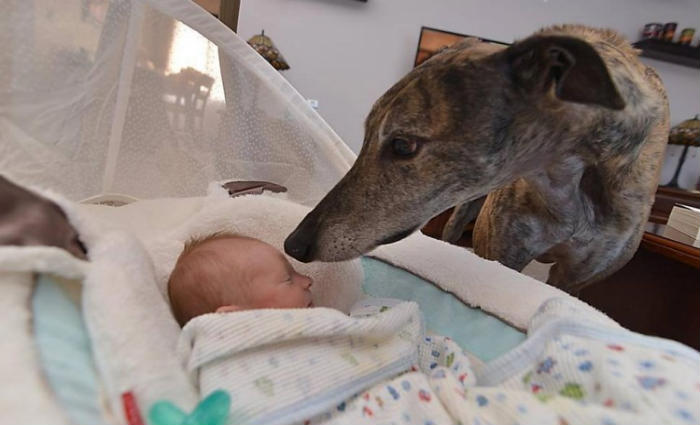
[{"xmin": 414, "ymin": 26, "xmax": 508, "ymax": 67}]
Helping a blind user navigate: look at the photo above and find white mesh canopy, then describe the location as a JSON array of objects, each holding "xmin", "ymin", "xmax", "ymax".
[{"xmin": 0, "ymin": 0, "xmax": 356, "ymax": 206}]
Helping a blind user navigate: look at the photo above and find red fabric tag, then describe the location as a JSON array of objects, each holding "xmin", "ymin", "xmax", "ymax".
[{"xmin": 122, "ymin": 392, "xmax": 145, "ymax": 425}]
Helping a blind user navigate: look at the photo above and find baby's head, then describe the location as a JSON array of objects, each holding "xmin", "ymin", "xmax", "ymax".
[{"xmin": 168, "ymin": 233, "xmax": 313, "ymax": 326}]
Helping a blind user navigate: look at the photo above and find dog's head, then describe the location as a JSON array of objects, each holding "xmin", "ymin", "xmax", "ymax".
[{"xmin": 285, "ymin": 34, "xmax": 625, "ymax": 262}]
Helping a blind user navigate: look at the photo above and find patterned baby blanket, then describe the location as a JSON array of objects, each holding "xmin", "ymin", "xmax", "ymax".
[{"xmin": 178, "ymin": 300, "xmax": 425, "ymax": 424}]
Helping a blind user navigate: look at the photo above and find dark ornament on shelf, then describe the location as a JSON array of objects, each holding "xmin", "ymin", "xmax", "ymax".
[{"xmin": 664, "ymin": 115, "xmax": 700, "ymax": 188}]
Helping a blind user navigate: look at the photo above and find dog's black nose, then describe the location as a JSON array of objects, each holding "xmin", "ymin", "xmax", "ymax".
[{"xmin": 284, "ymin": 225, "xmax": 317, "ymax": 263}]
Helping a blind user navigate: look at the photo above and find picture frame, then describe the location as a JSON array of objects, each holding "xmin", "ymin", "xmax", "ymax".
[{"xmin": 414, "ymin": 26, "xmax": 509, "ymax": 67}]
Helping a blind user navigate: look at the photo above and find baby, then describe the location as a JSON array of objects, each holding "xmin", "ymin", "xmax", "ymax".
[
  {"xmin": 168, "ymin": 232, "xmax": 470, "ymax": 425},
  {"xmin": 168, "ymin": 233, "xmax": 313, "ymax": 326},
  {"xmin": 164, "ymin": 231, "xmax": 700, "ymax": 425}
]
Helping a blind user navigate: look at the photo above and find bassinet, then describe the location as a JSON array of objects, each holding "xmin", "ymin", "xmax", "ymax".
[{"xmin": 0, "ymin": 1, "xmax": 604, "ymax": 424}]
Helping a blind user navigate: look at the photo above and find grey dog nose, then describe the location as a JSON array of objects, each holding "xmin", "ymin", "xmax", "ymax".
[{"xmin": 284, "ymin": 224, "xmax": 317, "ymax": 263}]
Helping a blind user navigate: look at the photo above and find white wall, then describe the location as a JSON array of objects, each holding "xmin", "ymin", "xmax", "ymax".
[{"xmin": 239, "ymin": 0, "xmax": 700, "ymax": 189}]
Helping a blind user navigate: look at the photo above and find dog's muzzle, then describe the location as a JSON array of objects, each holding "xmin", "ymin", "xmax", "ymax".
[
  {"xmin": 284, "ymin": 216, "xmax": 319, "ymax": 263},
  {"xmin": 377, "ymin": 226, "xmax": 419, "ymax": 246}
]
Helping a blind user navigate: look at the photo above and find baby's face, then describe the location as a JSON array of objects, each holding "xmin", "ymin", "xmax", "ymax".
[{"xmin": 215, "ymin": 238, "xmax": 313, "ymax": 309}]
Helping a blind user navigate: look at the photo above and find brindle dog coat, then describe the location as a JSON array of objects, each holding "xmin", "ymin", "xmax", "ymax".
[{"xmin": 285, "ymin": 25, "xmax": 669, "ymax": 293}]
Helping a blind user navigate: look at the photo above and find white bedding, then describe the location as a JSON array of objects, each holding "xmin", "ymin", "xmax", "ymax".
[{"xmin": 0, "ymin": 182, "xmax": 618, "ymax": 425}]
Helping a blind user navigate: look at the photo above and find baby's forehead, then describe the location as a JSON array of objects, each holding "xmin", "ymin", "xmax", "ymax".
[
  {"xmin": 200, "ymin": 236, "xmax": 286, "ymax": 263},
  {"xmin": 203, "ymin": 236, "xmax": 257, "ymax": 249}
]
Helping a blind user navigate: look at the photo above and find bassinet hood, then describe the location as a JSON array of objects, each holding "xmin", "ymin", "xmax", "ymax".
[{"xmin": 0, "ymin": 0, "xmax": 355, "ymax": 206}]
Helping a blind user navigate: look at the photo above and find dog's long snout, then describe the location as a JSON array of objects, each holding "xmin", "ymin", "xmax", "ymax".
[{"xmin": 284, "ymin": 216, "xmax": 319, "ymax": 263}]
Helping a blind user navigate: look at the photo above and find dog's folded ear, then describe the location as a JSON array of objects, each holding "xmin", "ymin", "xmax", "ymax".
[{"xmin": 506, "ymin": 35, "xmax": 625, "ymax": 110}]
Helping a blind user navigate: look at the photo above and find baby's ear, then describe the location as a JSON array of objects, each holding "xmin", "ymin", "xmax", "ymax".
[{"xmin": 216, "ymin": 305, "xmax": 244, "ymax": 313}]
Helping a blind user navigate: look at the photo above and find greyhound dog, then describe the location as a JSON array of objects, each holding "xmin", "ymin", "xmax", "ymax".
[{"xmin": 285, "ymin": 25, "xmax": 669, "ymax": 293}]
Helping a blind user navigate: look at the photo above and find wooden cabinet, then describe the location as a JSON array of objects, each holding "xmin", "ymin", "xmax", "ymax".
[
  {"xmin": 581, "ymin": 187, "xmax": 699, "ymax": 349},
  {"xmin": 579, "ymin": 244, "xmax": 699, "ymax": 349}
]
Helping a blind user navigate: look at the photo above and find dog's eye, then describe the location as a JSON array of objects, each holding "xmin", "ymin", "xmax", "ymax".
[{"xmin": 391, "ymin": 138, "xmax": 418, "ymax": 157}]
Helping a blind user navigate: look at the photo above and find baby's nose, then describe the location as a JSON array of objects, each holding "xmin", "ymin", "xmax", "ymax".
[{"xmin": 303, "ymin": 275, "xmax": 313, "ymax": 289}]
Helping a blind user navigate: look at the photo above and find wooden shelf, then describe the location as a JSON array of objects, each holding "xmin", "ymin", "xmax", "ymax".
[
  {"xmin": 641, "ymin": 231, "xmax": 700, "ymax": 269},
  {"xmin": 649, "ymin": 186, "xmax": 700, "ymax": 223},
  {"xmin": 633, "ymin": 39, "xmax": 700, "ymax": 68}
]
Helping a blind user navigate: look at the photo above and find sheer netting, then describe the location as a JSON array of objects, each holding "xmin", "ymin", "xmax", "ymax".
[{"xmin": 0, "ymin": 0, "xmax": 355, "ymax": 206}]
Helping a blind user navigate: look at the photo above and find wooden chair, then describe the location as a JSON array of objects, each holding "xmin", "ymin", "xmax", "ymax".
[{"xmin": 165, "ymin": 67, "xmax": 215, "ymax": 136}]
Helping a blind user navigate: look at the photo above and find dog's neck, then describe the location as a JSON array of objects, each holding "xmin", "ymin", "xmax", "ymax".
[
  {"xmin": 521, "ymin": 141, "xmax": 653, "ymax": 232},
  {"xmin": 521, "ymin": 155, "xmax": 588, "ymax": 221}
]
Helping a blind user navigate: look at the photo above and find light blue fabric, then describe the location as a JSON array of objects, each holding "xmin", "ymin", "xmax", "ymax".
[
  {"xmin": 32, "ymin": 275, "xmax": 106, "ymax": 425},
  {"xmin": 362, "ymin": 257, "xmax": 525, "ymax": 361}
]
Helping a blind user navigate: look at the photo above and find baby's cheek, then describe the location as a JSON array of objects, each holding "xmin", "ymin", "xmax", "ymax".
[
  {"xmin": 294, "ymin": 290, "xmax": 308, "ymax": 306},
  {"xmin": 256, "ymin": 288, "xmax": 280, "ymax": 308}
]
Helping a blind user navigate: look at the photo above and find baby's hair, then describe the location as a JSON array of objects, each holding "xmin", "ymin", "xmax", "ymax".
[
  {"xmin": 181, "ymin": 231, "xmax": 239, "ymax": 256},
  {"xmin": 168, "ymin": 231, "xmax": 252, "ymax": 326}
]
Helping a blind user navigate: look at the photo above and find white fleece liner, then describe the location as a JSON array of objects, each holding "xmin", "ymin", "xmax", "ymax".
[
  {"xmin": 0, "ymin": 271, "xmax": 72, "ymax": 425},
  {"xmin": 369, "ymin": 233, "xmax": 577, "ymax": 330},
  {"xmin": 0, "ymin": 182, "xmax": 589, "ymax": 425}
]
